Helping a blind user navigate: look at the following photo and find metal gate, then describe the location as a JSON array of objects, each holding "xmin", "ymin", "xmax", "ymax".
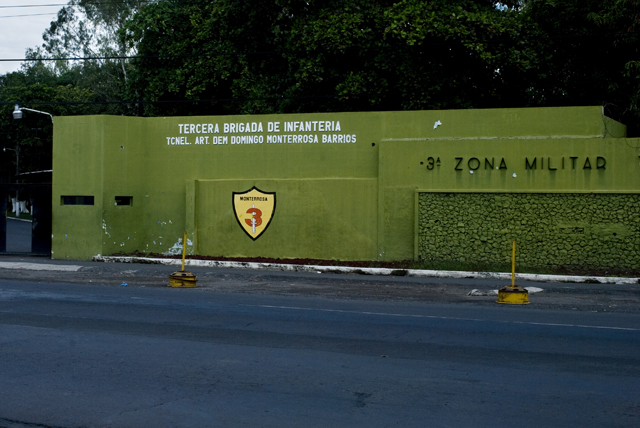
[{"xmin": 0, "ymin": 183, "xmax": 52, "ymax": 255}]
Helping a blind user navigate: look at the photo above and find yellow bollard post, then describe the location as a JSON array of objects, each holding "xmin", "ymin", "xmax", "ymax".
[
  {"xmin": 181, "ymin": 230, "xmax": 187, "ymax": 272},
  {"xmin": 497, "ymin": 240, "xmax": 529, "ymax": 304},
  {"xmin": 511, "ymin": 239, "xmax": 516, "ymax": 287},
  {"xmin": 168, "ymin": 231, "xmax": 197, "ymax": 288}
]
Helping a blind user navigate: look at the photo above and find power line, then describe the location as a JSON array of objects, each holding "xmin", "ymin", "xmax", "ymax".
[
  {"xmin": 0, "ymin": 1, "xmax": 154, "ymax": 9},
  {"xmin": 0, "ymin": 1, "xmax": 155, "ymax": 18},
  {"xmin": 0, "ymin": 12, "xmax": 59, "ymax": 19},
  {"xmin": 0, "ymin": 3, "xmax": 67, "ymax": 9}
]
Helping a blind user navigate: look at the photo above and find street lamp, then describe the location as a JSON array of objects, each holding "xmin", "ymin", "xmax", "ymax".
[
  {"xmin": 10, "ymin": 104, "xmax": 53, "ymax": 181},
  {"xmin": 10, "ymin": 104, "xmax": 52, "ymax": 216},
  {"xmin": 12, "ymin": 104, "xmax": 53, "ymax": 123}
]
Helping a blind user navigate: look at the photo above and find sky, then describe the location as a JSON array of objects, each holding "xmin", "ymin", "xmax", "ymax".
[{"xmin": 0, "ymin": 1, "xmax": 66, "ymax": 75}]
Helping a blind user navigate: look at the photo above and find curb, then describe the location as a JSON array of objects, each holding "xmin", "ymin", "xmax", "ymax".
[
  {"xmin": 93, "ymin": 256, "xmax": 640, "ymax": 285},
  {"xmin": 0, "ymin": 261, "xmax": 82, "ymax": 272},
  {"xmin": 7, "ymin": 217, "xmax": 32, "ymax": 223}
]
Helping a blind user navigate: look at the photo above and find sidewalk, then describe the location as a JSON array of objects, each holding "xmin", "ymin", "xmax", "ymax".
[
  {"xmin": 0, "ymin": 254, "xmax": 639, "ymax": 313},
  {"xmin": 94, "ymin": 255, "xmax": 640, "ymax": 285}
]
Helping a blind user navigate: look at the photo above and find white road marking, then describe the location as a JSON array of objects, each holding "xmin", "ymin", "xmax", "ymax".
[{"xmin": 247, "ymin": 305, "xmax": 640, "ymax": 331}]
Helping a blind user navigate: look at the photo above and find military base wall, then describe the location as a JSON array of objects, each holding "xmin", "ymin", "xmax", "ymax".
[{"xmin": 51, "ymin": 106, "xmax": 639, "ymax": 270}]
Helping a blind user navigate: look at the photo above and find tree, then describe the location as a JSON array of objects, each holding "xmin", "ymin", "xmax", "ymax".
[
  {"xmin": 21, "ymin": 0, "xmax": 151, "ymax": 115},
  {"xmin": 1, "ymin": 1, "xmax": 150, "ymax": 180},
  {"xmin": 522, "ymin": 0, "xmax": 640, "ymax": 135},
  {"xmin": 0, "ymin": 71, "xmax": 96, "ymax": 183},
  {"xmin": 6, "ymin": 0, "xmax": 639, "ymax": 136},
  {"xmin": 125, "ymin": 0, "xmax": 292, "ymax": 116},
  {"xmin": 124, "ymin": 0, "xmax": 543, "ymax": 116}
]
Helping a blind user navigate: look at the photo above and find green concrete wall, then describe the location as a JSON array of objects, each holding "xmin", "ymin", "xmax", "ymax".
[
  {"xmin": 379, "ymin": 137, "xmax": 640, "ymax": 260},
  {"xmin": 51, "ymin": 116, "xmax": 104, "ymax": 259},
  {"xmin": 51, "ymin": 106, "xmax": 637, "ymax": 267},
  {"xmin": 194, "ymin": 179, "xmax": 378, "ymax": 260},
  {"xmin": 417, "ymin": 192, "xmax": 640, "ymax": 269}
]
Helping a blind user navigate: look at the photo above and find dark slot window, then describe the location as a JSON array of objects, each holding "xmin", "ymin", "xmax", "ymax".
[
  {"xmin": 61, "ymin": 196, "xmax": 94, "ymax": 205},
  {"xmin": 115, "ymin": 196, "xmax": 133, "ymax": 206}
]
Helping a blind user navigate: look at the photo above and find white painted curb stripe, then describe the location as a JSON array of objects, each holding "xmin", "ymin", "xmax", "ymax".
[
  {"xmin": 0, "ymin": 262, "xmax": 83, "ymax": 272},
  {"xmin": 93, "ymin": 256, "xmax": 640, "ymax": 285}
]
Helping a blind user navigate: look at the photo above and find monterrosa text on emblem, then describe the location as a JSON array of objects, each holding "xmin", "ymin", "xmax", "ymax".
[{"xmin": 232, "ymin": 187, "xmax": 276, "ymax": 240}]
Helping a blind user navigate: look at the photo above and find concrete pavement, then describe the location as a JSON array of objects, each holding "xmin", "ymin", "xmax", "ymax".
[{"xmin": 0, "ymin": 254, "xmax": 638, "ymax": 313}]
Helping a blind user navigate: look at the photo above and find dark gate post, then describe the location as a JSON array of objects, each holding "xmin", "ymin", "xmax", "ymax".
[
  {"xmin": 0, "ymin": 188, "xmax": 7, "ymax": 253},
  {"xmin": 31, "ymin": 185, "xmax": 52, "ymax": 255}
]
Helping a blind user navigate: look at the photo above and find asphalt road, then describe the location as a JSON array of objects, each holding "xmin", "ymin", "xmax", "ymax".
[{"xmin": 0, "ymin": 277, "xmax": 638, "ymax": 428}]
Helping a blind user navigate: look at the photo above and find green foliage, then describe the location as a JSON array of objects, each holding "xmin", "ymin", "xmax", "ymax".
[
  {"xmin": 522, "ymin": 0, "xmax": 640, "ymax": 133},
  {"xmin": 381, "ymin": 0, "xmax": 543, "ymax": 109},
  {"xmin": 42, "ymin": 0, "xmax": 144, "ymax": 59},
  {"xmin": 18, "ymin": 0, "xmax": 149, "ymax": 116},
  {"xmin": 125, "ymin": 0, "xmax": 541, "ymax": 115},
  {"xmin": 0, "ymin": 71, "xmax": 96, "ymax": 183},
  {"xmin": 1, "ymin": 0, "xmax": 639, "ymax": 141},
  {"xmin": 122, "ymin": 0, "xmax": 640, "ymax": 133}
]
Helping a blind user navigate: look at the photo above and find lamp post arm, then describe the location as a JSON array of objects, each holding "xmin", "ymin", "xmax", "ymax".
[{"xmin": 19, "ymin": 107, "xmax": 54, "ymax": 123}]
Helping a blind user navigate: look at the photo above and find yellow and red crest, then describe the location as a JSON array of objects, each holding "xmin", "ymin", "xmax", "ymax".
[{"xmin": 232, "ymin": 187, "xmax": 276, "ymax": 240}]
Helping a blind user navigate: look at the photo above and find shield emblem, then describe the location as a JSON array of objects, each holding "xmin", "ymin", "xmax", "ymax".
[{"xmin": 232, "ymin": 187, "xmax": 276, "ymax": 240}]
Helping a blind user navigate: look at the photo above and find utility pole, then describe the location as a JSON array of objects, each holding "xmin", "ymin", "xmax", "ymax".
[
  {"xmin": 3, "ymin": 145, "xmax": 20, "ymax": 214},
  {"xmin": 3, "ymin": 146, "xmax": 18, "ymax": 177}
]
